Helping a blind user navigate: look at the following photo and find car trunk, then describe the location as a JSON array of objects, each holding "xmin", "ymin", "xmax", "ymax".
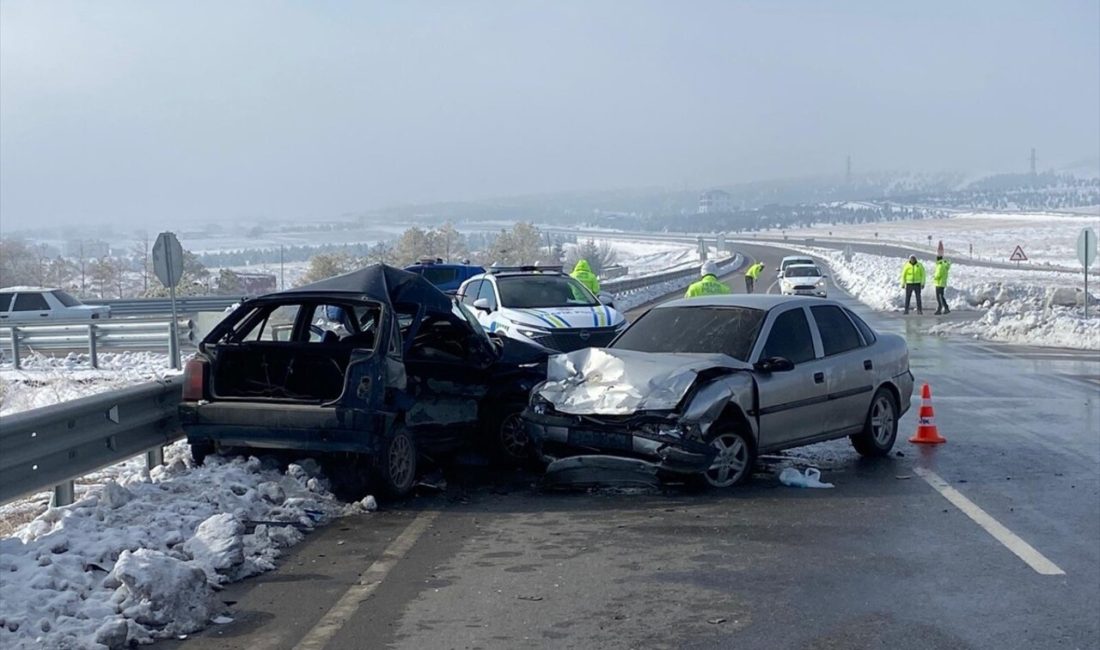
[{"xmin": 209, "ymin": 343, "xmax": 353, "ymax": 403}]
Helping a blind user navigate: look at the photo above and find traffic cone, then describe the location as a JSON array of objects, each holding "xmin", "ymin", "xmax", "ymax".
[{"xmin": 909, "ymin": 383, "xmax": 946, "ymax": 444}]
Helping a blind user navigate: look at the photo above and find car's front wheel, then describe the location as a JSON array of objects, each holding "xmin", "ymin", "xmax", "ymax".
[
  {"xmin": 850, "ymin": 388, "xmax": 898, "ymax": 457},
  {"xmin": 699, "ymin": 430, "xmax": 755, "ymax": 488},
  {"xmin": 377, "ymin": 428, "xmax": 417, "ymax": 496},
  {"xmin": 496, "ymin": 411, "xmax": 532, "ymax": 462}
]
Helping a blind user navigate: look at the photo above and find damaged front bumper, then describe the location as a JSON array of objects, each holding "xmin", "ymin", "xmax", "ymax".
[{"xmin": 523, "ymin": 409, "xmax": 718, "ymax": 477}]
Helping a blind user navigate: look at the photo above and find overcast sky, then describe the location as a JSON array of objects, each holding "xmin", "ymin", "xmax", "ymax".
[{"xmin": 2, "ymin": 1, "xmax": 1098, "ymax": 230}]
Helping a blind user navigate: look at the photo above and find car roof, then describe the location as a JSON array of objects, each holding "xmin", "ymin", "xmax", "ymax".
[
  {"xmin": 780, "ymin": 255, "xmax": 814, "ymax": 262},
  {"xmin": 784, "ymin": 263, "xmax": 822, "ymax": 270},
  {"xmin": 472, "ymin": 270, "xmax": 569, "ymax": 281},
  {"xmin": 657, "ymin": 294, "xmax": 841, "ymax": 311},
  {"xmin": 0, "ymin": 286, "xmax": 58, "ymax": 293}
]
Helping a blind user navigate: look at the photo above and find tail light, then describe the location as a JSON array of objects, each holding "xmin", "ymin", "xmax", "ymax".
[{"xmin": 183, "ymin": 358, "xmax": 208, "ymax": 401}]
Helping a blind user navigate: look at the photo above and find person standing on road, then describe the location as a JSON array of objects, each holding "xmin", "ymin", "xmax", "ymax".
[
  {"xmin": 900, "ymin": 255, "xmax": 926, "ymax": 315},
  {"xmin": 686, "ymin": 260, "xmax": 731, "ymax": 298},
  {"xmin": 744, "ymin": 261, "xmax": 764, "ymax": 293},
  {"xmin": 570, "ymin": 259, "xmax": 600, "ymax": 295},
  {"xmin": 933, "ymin": 255, "xmax": 951, "ymax": 315}
]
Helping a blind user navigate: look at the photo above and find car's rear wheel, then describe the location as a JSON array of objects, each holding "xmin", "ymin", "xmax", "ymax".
[
  {"xmin": 850, "ymin": 388, "xmax": 898, "ymax": 457},
  {"xmin": 377, "ymin": 428, "xmax": 417, "ymax": 497},
  {"xmin": 700, "ymin": 430, "xmax": 754, "ymax": 488}
]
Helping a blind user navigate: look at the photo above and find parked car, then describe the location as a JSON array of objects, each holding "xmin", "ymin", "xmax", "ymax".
[
  {"xmin": 179, "ymin": 265, "xmax": 550, "ymax": 497},
  {"xmin": 457, "ymin": 266, "xmax": 627, "ymax": 352},
  {"xmin": 523, "ymin": 295, "xmax": 913, "ymax": 488},
  {"xmin": 776, "ymin": 255, "xmax": 816, "ymax": 276},
  {"xmin": 779, "ymin": 264, "xmax": 828, "ymax": 298},
  {"xmin": 0, "ymin": 287, "xmax": 110, "ymax": 323},
  {"xmin": 404, "ymin": 260, "xmax": 485, "ymax": 294}
]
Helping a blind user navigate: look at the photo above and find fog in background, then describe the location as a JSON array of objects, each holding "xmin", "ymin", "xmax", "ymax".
[{"xmin": 2, "ymin": 0, "xmax": 1098, "ymax": 231}]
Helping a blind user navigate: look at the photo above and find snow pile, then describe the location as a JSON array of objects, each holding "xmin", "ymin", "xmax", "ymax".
[
  {"xmin": 1, "ymin": 351, "xmax": 180, "ymax": 417},
  {"xmin": 780, "ymin": 244, "xmax": 1099, "ymax": 350},
  {"xmin": 0, "ymin": 445, "xmax": 361, "ymax": 649},
  {"xmin": 612, "ymin": 255, "xmax": 743, "ymax": 311}
]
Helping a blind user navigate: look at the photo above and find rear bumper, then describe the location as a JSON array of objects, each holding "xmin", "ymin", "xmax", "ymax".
[
  {"xmin": 522, "ymin": 410, "xmax": 717, "ymax": 475},
  {"xmin": 180, "ymin": 401, "xmax": 387, "ymax": 454}
]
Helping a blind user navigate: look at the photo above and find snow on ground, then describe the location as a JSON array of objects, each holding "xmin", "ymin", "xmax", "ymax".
[
  {"xmin": 773, "ymin": 243, "xmax": 1100, "ymax": 350},
  {"xmin": 0, "ymin": 444, "xmax": 370, "ymax": 649},
  {"xmin": 0, "ymin": 352, "xmax": 180, "ymax": 417},
  {"xmin": 779, "ymin": 210, "xmax": 1100, "ymax": 268}
]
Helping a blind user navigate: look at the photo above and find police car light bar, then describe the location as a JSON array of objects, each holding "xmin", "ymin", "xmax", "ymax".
[{"xmin": 485, "ymin": 265, "xmax": 564, "ymax": 274}]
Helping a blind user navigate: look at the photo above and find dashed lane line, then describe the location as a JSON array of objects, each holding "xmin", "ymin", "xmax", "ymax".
[
  {"xmin": 293, "ymin": 510, "xmax": 441, "ymax": 650},
  {"xmin": 913, "ymin": 467, "xmax": 1065, "ymax": 576}
]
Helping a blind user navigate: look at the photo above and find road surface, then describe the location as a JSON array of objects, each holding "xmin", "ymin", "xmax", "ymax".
[{"xmin": 161, "ymin": 242, "xmax": 1099, "ymax": 650}]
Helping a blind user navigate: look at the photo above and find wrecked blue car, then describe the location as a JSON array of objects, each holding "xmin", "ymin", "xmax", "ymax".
[{"xmin": 180, "ymin": 265, "xmax": 548, "ymax": 497}]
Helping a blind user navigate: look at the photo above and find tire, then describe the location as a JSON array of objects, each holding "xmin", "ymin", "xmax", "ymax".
[
  {"xmin": 376, "ymin": 428, "xmax": 417, "ymax": 497},
  {"xmin": 190, "ymin": 441, "xmax": 215, "ymax": 466},
  {"xmin": 696, "ymin": 429, "xmax": 755, "ymax": 489},
  {"xmin": 495, "ymin": 411, "xmax": 532, "ymax": 463},
  {"xmin": 850, "ymin": 388, "xmax": 898, "ymax": 457}
]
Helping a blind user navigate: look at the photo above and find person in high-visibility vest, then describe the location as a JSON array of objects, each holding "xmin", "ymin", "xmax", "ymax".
[
  {"xmin": 570, "ymin": 259, "xmax": 600, "ymax": 295},
  {"xmin": 744, "ymin": 261, "xmax": 765, "ymax": 293},
  {"xmin": 685, "ymin": 260, "xmax": 731, "ymax": 298},
  {"xmin": 933, "ymin": 255, "xmax": 951, "ymax": 315},
  {"xmin": 900, "ymin": 255, "xmax": 926, "ymax": 315}
]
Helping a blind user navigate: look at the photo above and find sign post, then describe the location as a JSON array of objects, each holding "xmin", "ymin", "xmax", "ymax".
[
  {"xmin": 937, "ymin": 240, "xmax": 944, "ymax": 257},
  {"xmin": 1078, "ymin": 228, "xmax": 1098, "ymax": 318},
  {"xmin": 152, "ymin": 232, "xmax": 185, "ymax": 369}
]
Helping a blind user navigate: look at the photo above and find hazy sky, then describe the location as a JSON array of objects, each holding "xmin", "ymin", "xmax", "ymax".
[{"xmin": 2, "ymin": 1, "xmax": 1098, "ymax": 230}]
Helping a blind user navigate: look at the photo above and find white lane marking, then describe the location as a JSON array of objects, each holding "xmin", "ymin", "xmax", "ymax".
[
  {"xmin": 913, "ymin": 467, "xmax": 1065, "ymax": 576},
  {"xmin": 294, "ymin": 510, "xmax": 441, "ymax": 650}
]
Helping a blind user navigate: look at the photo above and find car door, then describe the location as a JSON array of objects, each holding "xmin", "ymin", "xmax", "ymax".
[
  {"xmin": 475, "ymin": 280, "xmax": 503, "ymax": 332},
  {"xmin": 752, "ymin": 306, "xmax": 832, "ymax": 451},
  {"xmin": 809, "ymin": 304, "xmax": 875, "ymax": 434},
  {"xmin": 0, "ymin": 293, "xmax": 12, "ymax": 321},
  {"xmin": 12, "ymin": 292, "xmax": 51, "ymax": 321}
]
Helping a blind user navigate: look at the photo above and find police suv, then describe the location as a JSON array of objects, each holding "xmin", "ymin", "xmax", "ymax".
[{"xmin": 457, "ymin": 266, "xmax": 627, "ymax": 352}]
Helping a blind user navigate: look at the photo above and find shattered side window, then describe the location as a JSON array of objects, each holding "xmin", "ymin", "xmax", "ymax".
[
  {"xmin": 227, "ymin": 304, "xmax": 302, "ymax": 342},
  {"xmin": 611, "ymin": 306, "xmax": 764, "ymax": 361}
]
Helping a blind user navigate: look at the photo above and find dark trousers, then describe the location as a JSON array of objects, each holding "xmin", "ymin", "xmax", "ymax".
[
  {"xmin": 904, "ymin": 283, "xmax": 923, "ymax": 313},
  {"xmin": 935, "ymin": 286, "xmax": 949, "ymax": 313},
  {"xmin": 745, "ymin": 277, "xmax": 755, "ymax": 293}
]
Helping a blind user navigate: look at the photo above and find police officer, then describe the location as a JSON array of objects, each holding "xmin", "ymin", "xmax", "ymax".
[
  {"xmin": 685, "ymin": 260, "xmax": 731, "ymax": 298},
  {"xmin": 933, "ymin": 255, "xmax": 951, "ymax": 315},
  {"xmin": 570, "ymin": 259, "xmax": 600, "ymax": 294},
  {"xmin": 900, "ymin": 255, "xmax": 926, "ymax": 315},
  {"xmin": 744, "ymin": 261, "xmax": 764, "ymax": 293}
]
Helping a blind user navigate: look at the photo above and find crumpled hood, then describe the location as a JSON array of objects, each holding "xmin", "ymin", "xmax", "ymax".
[
  {"xmin": 503, "ymin": 306, "xmax": 623, "ymax": 330},
  {"xmin": 536, "ymin": 348, "xmax": 749, "ymax": 415}
]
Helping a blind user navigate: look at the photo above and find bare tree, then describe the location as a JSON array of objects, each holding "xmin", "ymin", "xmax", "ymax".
[
  {"xmin": 131, "ymin": 232, "xmax": 152, "ymax": 294},
  {"xmin": 565, "ymin": 239, "xmax": 617, "ymax": 275},
  {"xmin": 297, "ymin": 252, "xmax": 360, "ymax": 286}
]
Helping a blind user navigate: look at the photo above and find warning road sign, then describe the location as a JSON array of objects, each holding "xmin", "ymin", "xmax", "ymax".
[{"xmin": 1009, "ymin": 245, "xmax": 1028, "ymax": 262}]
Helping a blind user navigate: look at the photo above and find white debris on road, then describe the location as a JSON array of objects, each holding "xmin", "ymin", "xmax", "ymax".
[{"xmin": 0, "ymin": 443, "xmax": 360, "ymax": 649}]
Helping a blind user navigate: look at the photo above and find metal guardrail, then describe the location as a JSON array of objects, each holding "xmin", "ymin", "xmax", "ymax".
[
  {"xmin": 0, "ymin": 377, "xmax": 183, "ymax": 507},
  {"xmin": 1, "ymin": 319, "xmax": 195, "ymax": 370},
  {"xmin": 96, "ymin": 296, "xmax": 242, "ymax": 316},
  {"xmin": 603, "ymin": 255, "xmax": 738, "ymax": 293}
]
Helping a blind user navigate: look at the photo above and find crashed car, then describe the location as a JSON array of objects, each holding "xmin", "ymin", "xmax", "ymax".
[
  {"xmin": 523, "ymin": 295, "xmax": 913, "ymax": 488},
  {"xmin": 180, "ymin": 265, "xmax": 548, "ymax": 497}
]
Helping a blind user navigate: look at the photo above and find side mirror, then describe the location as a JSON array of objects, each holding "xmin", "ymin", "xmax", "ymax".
[
  {"xmin": 597, "ymin": 292, "xmax": 616, "ymax": 308},
  {"xmin": 473, "ymin": 298, "xmax": 491, "ymax": 312},
  {"xmin": 754, "ymin": 356, "xmax": 795, "ymax": 373}
]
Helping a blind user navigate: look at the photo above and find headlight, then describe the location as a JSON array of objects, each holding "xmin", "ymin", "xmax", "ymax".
[
  {"xmin": 517, "ymin": 326, "xmax": 551, "ymax": 339},
  {"xmin": 816, "ymin": 278, "xmax": 826, "ymax": 286},
  {"xmin": 529, "ymin": 391, "xmax": 553, "ymax": 414}
]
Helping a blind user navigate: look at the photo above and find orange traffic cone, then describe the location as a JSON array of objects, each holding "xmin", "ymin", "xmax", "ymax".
[{"xmin": 909, "ymin": 383, "xmax": 946, "ymax": 444}]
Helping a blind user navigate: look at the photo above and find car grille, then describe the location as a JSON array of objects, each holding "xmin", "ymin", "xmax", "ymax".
[
  {"xmin": 794, "ymin": 285, "xmax": 816, "ymax": 290},
  {"xmin": 541, "ymin": 328, "xmax": 618, "ymax": 352}
]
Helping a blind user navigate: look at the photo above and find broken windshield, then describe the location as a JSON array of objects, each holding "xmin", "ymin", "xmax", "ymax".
[{"xmin": 611, "ymin": 306, "xmax": 765, "ymax": 361}]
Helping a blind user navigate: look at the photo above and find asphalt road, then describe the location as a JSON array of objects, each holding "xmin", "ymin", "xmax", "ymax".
[{"xmin": 162, "ymin": 242, "xmax": 1099, "ymax": 650}]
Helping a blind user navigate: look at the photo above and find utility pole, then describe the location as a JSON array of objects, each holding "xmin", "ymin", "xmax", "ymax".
[
  {"xmin": 1030, "ymin": 148, "xmax": 1037, "ymax": 176},
  {"xmin": 846, "ymin": 155, "xmax": 852, "ymax": 185},
  {"xmin": 279, "ymin": 245, "xmax": 285, "ymax": 290}
]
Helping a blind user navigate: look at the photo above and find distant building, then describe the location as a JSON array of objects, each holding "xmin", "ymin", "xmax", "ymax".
[
  {"xmin": 231, "ymin": 271, "xmax": 277, "ymax": 296},
  {"xmin": 698, "ymin": 190, "xmax": 732, "ymax": 214}
]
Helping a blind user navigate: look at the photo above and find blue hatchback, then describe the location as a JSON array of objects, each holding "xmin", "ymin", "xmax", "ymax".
[{"xmin": 404, "ymin": 261, "xmax": 486, "ymax": 294}]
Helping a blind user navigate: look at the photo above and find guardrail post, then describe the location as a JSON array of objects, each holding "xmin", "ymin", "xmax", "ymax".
[
  {"xmin": 168, "ymin": 321, "xmax": 181, "ymax": 370},
  {"xmin": 51, "ymin": 481, "xmax": 75, "ymax": 508},
  {"xmin": 146, "ymin": 446, "xmax": 165, "ymax": 470},
  {"xmin": 87, "ymin": 323, "xmax": 99, "ymax": 369},
  {"xmin": 10, "ymin": 326, "xmax": 21, "ymax": 370}
]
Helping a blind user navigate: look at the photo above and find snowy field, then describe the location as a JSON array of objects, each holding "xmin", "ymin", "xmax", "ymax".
[{"xmin": 779, "ymin": 210, "xmax": 1100, "ymax": 268}]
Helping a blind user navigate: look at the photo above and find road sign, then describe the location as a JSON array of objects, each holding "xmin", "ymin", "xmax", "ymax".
[
  {"xmin": 152, "ymin": 232, "xmax": 184, "ymax": 370},
  {"xmin": 1078, "ymin": 228, "xmax": 1097, "ymax": 268},
  {"xmin": 1009, "ymin": 245, "xmax": 1028, "ymax": 262},
  {"xmin": 152, "ymin": 232, "xmax": 184, "ymax": 288}
]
